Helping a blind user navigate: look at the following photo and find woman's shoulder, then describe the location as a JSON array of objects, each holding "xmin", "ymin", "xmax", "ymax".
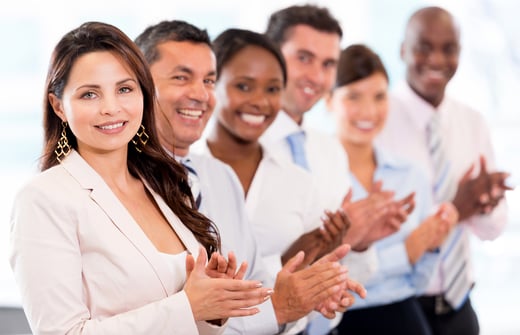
[{"xmin": 15, "ymin": 164, "xmax": 79, "ymax": 203}]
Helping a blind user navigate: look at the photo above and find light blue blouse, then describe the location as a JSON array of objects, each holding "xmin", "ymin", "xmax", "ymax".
[{"xmin": 349, "ymin": 146, "xmax": 439, "ymax": 309}]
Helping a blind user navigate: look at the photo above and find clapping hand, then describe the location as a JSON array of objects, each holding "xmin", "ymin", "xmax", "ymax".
[
  {"xmin": 315, "ymin": 208, "xmax": 351, "ymax": 261},
  {"xmin": 281, "ymin": 208, "xmax": 351, "ymax": 268},
  {"xmin": 453, "ymin": 156, "xmax": 512, "ymax": 221},
  {"xmin": 184, "ymin": 246, "xmax": 273, "ymax": 323},
  {"xmin": 206, "ymin": 251, "xmax": 248, "ymax": 280},
  {"xmin": 314, "ymin": 251, "xmax": 367, "ymax": 318},
  {"xmin": 342, "ymin": 181, "xmax": 408, "ymax": 251},
  {"xmin": 272, "ymin": 244, "xmax": 353, "ymax": 324},
  {"xmin": 405, "ymin": 202, "xmax": 459, "ymax": 264}
]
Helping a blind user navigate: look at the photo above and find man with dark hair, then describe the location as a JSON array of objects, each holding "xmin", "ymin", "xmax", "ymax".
[
  {"xmin": 377, "ymin": 6, "xmax": 511, "ymax": 335},
  {"xmin": 265, "ymin": 5, "xmax": 343, "ymax": 47},
  {"xmin": 264, "ymin": 5, "xmax": 342, "ymax": 126},
  {"xmin": 135, "ymin": 19, "xmax": 364, "ymax": 335},
  {"xmin": 261, "ymin": 5, "xmax": 414, "ymax": 334}
]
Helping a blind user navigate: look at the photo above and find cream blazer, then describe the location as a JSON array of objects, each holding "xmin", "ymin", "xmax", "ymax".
[{"xmin": 9, "ymin": 150, "xmax": 224, "ymax": 335}]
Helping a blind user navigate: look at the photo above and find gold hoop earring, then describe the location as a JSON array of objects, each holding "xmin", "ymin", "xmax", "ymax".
[
  {"xmin": 55, "ymin": 121, "xmax": 71, "ymax": 162},
  {"xmin": 132, "ymin": 125, "xmax": 149, "ymax": 153}
]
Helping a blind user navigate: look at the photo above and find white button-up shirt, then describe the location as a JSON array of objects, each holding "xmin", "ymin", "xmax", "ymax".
[
  {"xmin": 261, "ymin": 111, "xmax": 380, "ymax": 331},
  {"xmin": 179, "ymin": 152, "xmax": 280, "ymax": 335},
  {"xmin": 196, "ymin": 142, "xmax": 322, "ymax": 334}
]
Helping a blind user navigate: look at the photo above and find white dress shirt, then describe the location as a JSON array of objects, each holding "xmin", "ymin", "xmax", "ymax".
[
  {"xmin": 376, "ymin": 82, "xmax": 508, "ymax": 294},
  {"xmin": 261, "ymin": 111, "xmax": 349, "ymax": 212},
  {"xmin": 261, "ymin": 111, "xmax": 379, "ymax": 332},
  {"xmin": 182, "ymin": 152, "xmax": 281, "ymax": 335},
  {"xmin": 261, "ymin": 111, "xmax": 379, "ymax": 283},
  {"xmin": 243, "ymin": 147, "xmax": 321, "ymax": 277},
  {"xmin": 196, "ymin": 142, "xmax": 322, "ymax": 334}
]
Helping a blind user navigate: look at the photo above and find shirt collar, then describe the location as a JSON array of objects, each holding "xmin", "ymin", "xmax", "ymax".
[
  {"xmin": 161, "ymin": 145, "xmax": 188, "ymax": 164},
  {"xmin": 260, "ymin": 142, "xmax": 287, "ymax": 167},
  {"xmin": 200, "ymin": 138, "xmax": 284, "ymax": 168},
  {"xmin": 373, "ymin": 145, "xmax": 410, "ymax": 171},
  {"xmin": 264, "ymin": 110, "xmax": 303, "ymax": 141},
  {"xmin": 394, "ymin": 81, "xmax": 449, "ymax": 131}
]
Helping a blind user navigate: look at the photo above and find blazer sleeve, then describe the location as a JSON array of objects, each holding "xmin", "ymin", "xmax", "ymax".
[{"xmin": 9, "ymin": 180, "xmax": 223, "ymax": 335}]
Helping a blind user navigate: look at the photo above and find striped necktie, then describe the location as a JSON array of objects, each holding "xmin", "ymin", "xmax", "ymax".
[
  {"xmin": 440, "ymin": 226, "xmax": 472, "ymax": 309},
  {"xmin": 181, "ymin": 158, "xmax": 202, "ymax": 209},
  {"xmin": 427, "ymin": 112, "xmax": 455, "ymax": 203},
  {"xmin": 427, "ymin": 113, "xmax": 472, "ymax": 309},
  {"xmin": 286, "ymin": 130, "xmax": 309, "ymax": 170}
]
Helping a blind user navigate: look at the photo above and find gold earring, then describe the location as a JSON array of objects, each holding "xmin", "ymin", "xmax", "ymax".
[
  {"xmin": 55, "ymin": 121, "xmax": 71, "ymax": 162},
  {"xmin": 132, "ymin": 125, "xmax": 149, "ymax": 153}
]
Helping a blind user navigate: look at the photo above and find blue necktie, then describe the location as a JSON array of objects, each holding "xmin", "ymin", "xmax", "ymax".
[
  {"xmin": 286, "ymin": 130, "xmax": 309, "ymax": 170},
  {"xmin": 181, "ymin": 159, "xmax": 202, "ymax": 209}
]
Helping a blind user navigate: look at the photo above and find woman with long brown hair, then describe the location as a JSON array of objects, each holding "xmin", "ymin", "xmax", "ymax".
[{"xmin": 9, "ymin": 21, "xmax": 271, "ymax": 335}]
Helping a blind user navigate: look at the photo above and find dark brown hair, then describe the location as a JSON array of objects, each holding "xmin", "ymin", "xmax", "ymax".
[
  {"xmin": 42, "ymin": 21, "xmax": 220, "ymax": 255},
  {"xmin": 335, "ymin": 44, "xmax": 389, "ymax": 89},
  {"xmin": 265, "ymin": 4, "xmax": 342, "ymax": 46}
]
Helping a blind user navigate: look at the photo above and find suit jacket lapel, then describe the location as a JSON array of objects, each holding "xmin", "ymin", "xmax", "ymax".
[
  {"xmin": 60, "ymin": 151, "xmax": 199, "ymax": 296},
  {"xmin": 146, "ymin": 183, "xmax": 201, "ymax": 257}
]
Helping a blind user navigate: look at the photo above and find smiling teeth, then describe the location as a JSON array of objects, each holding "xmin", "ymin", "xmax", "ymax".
[
  {"xmin": 178, "ymin": 109, "xmax": 203, "ymax": 118},
  {"xmin": 99, "ymin": 122, "xmax": 124, "ymax": 130},
  {"xmin": 303, "ymin": 87, "xmax": 316, "ymax": 95},
  {"xmin": 425, "ymin": 69, "xmax": 444, "ymax": 79},
  {"xmin": 241, "ymin": 113, "xmax": 266, "ymax": 125},
  {"xmin": 355, "ymin": 121, "xmax": 375, "ymax": 130}
]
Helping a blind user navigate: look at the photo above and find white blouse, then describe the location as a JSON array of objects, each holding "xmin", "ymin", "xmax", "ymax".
[{"xmin": 160, "ymin": 250, "xmax": 188, "ymax": 293}]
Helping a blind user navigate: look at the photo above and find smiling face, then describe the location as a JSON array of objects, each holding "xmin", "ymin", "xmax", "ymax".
[
  {"xmin": 401, "ymin": 9, "xmax": 460, "ymax": 107},
  {"xmin": 149, "ymin": 40, "xmax": 216, "ymax": 156},
  {"xmin": 328, "ymin": 72, "xmax": 389, "ymax": 147},
  {"xmin": 48, "ymin": 51, "xmax": 143, "ymax": 158},
  {"xmin": 215, "ymin": 45, "xmax": 284, "ymax": 143},
  {"xmin": 279, "ymin": 24, "xmax": 340, "ymax": 124}
]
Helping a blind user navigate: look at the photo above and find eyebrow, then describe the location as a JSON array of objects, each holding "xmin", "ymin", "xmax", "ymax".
[
  {"xmin": 235, "ymin": 75, "xmax": 282, "ymax": 81},
  {"xmin": 297, "ymin": 49, "xmax": 315, "ymax": 58},
  {"xmin": 172, "ymin": 65, "xmax": 216, "ymax": 77},
  {"xmin": 75, "ymin": 78, "xmax": 136, "ymax": 91},
  {"xmin": 324, "ymin": 58, "xmax": 338, "ymax": 65},
  {"xmin": 172, "ymin": 65, "xmax": 194, "ymax": 75},
  {"xmin": 297, "ymin": 49, "xmax": 337, "ymax": 64}
]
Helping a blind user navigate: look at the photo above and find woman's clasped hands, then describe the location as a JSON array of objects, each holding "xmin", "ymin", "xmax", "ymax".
[{"xmin": 184, "ymin": 246, "xmax": 273, "ymax": 324}]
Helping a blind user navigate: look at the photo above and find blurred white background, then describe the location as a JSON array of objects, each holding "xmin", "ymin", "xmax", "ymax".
[{"xmin": 1, "ymin": 0, "xmax": 518, "ymax": 333}]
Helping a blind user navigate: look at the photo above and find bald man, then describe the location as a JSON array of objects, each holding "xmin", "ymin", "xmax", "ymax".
[{"xmin": 377, "ymin": 6, "xmax": 510, "ymax": 335}]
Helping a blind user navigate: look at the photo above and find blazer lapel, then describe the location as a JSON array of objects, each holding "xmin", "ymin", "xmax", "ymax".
[
  {"xmin": 60, "ymin": 151, "xmax": 197, "ymax": 296},
  {"xmin": 147, "ymin": 186, "xmax": 201, "ymax": 257}
]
